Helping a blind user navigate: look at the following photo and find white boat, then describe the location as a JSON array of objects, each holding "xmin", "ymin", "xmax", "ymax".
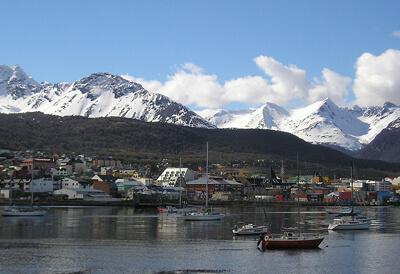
[
  {"xmin": 183, "ymin": 211, "xmax": 223, "ymax": 221},
  {"xmin": 2, "ymin": 159, "xmax": 47, "ymax": 217},
  {"xmin": 326, "ymin": 207, "xmax": 352, "ymax": 214},
  {"xmin": 233, "ymin": 224, "xmax": 270, "ymax": 235},
  {"xmin": 157, "ymin": 205, "xmax": 195, "ymax": 215},
  {"xmin": 2, "ymin": 205, "xmax": 46, "ymax": 217},
  {"xmin": 328, "ymin": 217, "xmax": 371, "ymax": 230},
  {"xmin": 327, "ymin": 163, "xmax": 370, "ymax": 231},
  {"xmin": 183, "ymin": 142, "xmax": 223, "ymax": 221}
]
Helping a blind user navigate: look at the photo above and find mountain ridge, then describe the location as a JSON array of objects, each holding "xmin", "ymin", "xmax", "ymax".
[
  {"xmin": 0, "ymin": 65, "xmax": 213, "ymax": 128},
  {"xmin": 205, "ymin": 98, "xmax": 400, "ymax": 151}
]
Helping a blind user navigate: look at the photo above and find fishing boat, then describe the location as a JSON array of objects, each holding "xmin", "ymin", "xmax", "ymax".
[
  {"xmin": 233, "ymin": 223, "xmax": 270, "ymax": 235},
  {"xmin": 183, "ymin": 142, "xmax": 223, "ymax": 221},
  {"xmin": 328, "ymin": 163, "xmax": 370, "ymax": 231},
  {"xmin": 257, "ymin": 153, "xmax": 324, "ymax": 250},
  {"xmin": 2, "ymin": 159, "xmax": 47, "ymax": 217}
]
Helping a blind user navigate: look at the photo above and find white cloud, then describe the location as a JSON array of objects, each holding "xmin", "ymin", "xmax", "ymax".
[
  {"xmin": 123, "ymin": 50, "xmax": 400, "ymax": 111},
  {"xmin": 123, "ymin": 57, "xmax": 326, "ymax": 109},
  {"xmin": 392, "ymin": 30, "xmax": 400, "ymax": 38},
  {"xmin": 121, "ymin": 75, "xmax": 163, "ymax": 92},
  {"xmin": 353, "ymin": 49, "xmax": 400, "ymax": 106},
  {"xmin": 254, "ymin": 56, "xmax": 309, "ymax": 102},
  {"xmin": 308, "ymin": 68, "xmax": 352, "ymax": 106}
]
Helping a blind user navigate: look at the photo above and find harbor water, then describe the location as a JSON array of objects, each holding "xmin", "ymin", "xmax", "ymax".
[{"xmin": 0, "ymin": 205, "xmax": 399, "ymax": 274}]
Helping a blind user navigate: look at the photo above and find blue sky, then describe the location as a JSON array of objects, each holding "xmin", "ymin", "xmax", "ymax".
[{"xmin": 1, "ymin": 0, "xmax": 399, "ymax": 110}]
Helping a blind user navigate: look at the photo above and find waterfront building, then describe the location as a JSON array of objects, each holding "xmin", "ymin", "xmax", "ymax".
[
  {"xmin": 157, "ymin": 167, "xmax": 195, "ymax": 187},
  {"xmin": 61, "ymin": 178, "xmax": 90, "ymax": 190},
  {"xmin": 186, "ymin": 176, "xmax": 242, "ymax": 200},
  {"xmin": 27, "ymin": 178, "xmax": 54, "ymax": 193},
  {"xmin": 53, "ymin": 188, "xmax": 111, "ymax": 200}
]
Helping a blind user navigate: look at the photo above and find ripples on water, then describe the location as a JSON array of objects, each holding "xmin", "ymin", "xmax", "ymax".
[{"xmin": 0, "ymin": 205, "xmax": 399, "ymax": 274}]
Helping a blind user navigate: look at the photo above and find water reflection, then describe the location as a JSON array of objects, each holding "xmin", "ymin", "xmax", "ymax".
[{"xmin": 0, "ymin": 206, "xmax": 399, "ymax": 273}]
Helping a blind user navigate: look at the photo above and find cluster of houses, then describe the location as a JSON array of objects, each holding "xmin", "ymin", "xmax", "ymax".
[{"xmin": 0, "ymin": 153, "xmax": 399, "ymax": 205}]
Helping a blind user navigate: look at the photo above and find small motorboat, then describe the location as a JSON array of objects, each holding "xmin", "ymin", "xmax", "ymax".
[
  {"xmin": 2, "ymin": 205, "xmax": 47, "ymax": 217},
  {"xmin": 257, "ymin": 232, "xmax": 324, "ymax": 250},
  {"xmin": 328, "ymin": 216, "xmax": 370, "ymax": 230},
  {"xmin": 232, "ymin": 224, "xmax": 269, "ymax": 236}
]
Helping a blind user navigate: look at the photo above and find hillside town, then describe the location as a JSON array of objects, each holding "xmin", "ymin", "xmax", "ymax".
[{"xmin": 0, "ymin": 150, "xmax": 399, "ymax": 207}]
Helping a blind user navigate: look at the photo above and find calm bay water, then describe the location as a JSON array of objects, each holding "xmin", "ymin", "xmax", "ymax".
[{"xmin": 0, "ymin": 205, "xmax": 399, "ymax": 274}]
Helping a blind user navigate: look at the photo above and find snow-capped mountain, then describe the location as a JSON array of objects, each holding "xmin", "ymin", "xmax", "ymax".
[
  {"xmin": 205, "ymin": 98, "xmax": 400, "ymax": 151},
  {"xmin": 0, "ymin": 66, "xmax": 213, "ymax": 128},
  {"xmin": 356, "ymin": 117, "xmax": 400, "ymax": 162}
]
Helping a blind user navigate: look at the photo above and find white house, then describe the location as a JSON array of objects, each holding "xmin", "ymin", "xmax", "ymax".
[
  {"xmin": 157, "ymin": 168, "xmax": 195, "ymax": 187},
  {"xmin": 61, "ymin": 178, "xmax": 90, "ymax": 189}
]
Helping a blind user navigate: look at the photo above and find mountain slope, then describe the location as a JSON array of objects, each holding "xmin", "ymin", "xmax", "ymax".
[
  {"xmin": 0, "ymin": 112, "xmax": 398, "ymax": 178},
  {"xmin": 206, "ymin": 99, "xmax": 400, "ymax": 151},
  {"xmin": 0, "ymin": 66, "xmax": 213, "ymax": 128},
  {"xmin": 356, "ymin": 118, "xmax": 400, "ymax": 162}
]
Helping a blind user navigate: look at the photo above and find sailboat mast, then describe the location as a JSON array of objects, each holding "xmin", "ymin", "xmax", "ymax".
[
  {"xmin": 297, "ymin": 152, "xmax": 301, "ymax": 235},
  {"xmin": 205, "ymin": 142, "xmax": 209, "ymax": 209},
  {"xmin": 351, "ymin": 162, "xmax": 354, "ymax": 213},
  {"xmin": 31, "ymin": 158, "xmax": 34, "ymax": 205},
  {"xmin": 179, "ymin": 156, "xmax": 182, "ymax": 208}
]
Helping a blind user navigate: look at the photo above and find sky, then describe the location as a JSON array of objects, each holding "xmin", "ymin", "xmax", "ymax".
[{"xmin": 1, "ymin": 0, "xmax": 400, "ymax": 111}]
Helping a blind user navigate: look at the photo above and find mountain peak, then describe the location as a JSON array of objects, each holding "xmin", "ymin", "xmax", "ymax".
[
  {"xmin": 72, "ymin": 72, "xmax": 145, "ymax": 99},
  {"xmin": 0, "ymin": 65, "xmax": 39, "ymax": 98},
  {"xmin": 383, "ymin": 101, "xmax": 397, "ymax": 109}
]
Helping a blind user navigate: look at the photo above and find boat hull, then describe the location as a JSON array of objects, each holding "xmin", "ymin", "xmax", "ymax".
[
  {"xmin": 2, "ymin": 210, "xmax": 46, "ymax": 217},
  {"xmin": 259, "ymin": 237, "xmax": 324, "ymax": 250},
  {"xmin": 183, "ymin": 214, "xmax": 223, "ymax": 221},
  {"xmin": 233, "ymin": 227, "xmax": 270, "ymax": 236},
  {"xmin": 328, "ymin": 222, "xmax": 370, "ymax": 230}
]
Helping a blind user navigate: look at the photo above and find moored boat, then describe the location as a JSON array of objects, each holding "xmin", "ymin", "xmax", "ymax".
[
  {"xmin": 233, "ymin": 224, "xmax": 270, "ymax": 235},
  {"xmin": 327, "ymin": 163, "xmax": 370, "ymax": 231},
  {"xmin": 183, "ymin": 211, "xmax": 223, "ymax": 221},
  {"xmin": 183, "ymin": 142, "xmax": 223, "ymax": 221},
  {"xmin": 328, "ymin": 217, "xmax": 370, "ymax": 230},
  {"xmin": 326, "ymin": 207, "xmax": 352, "ymax": 215},
  {"xmin": 2, "ymin": 205, "xmax": 46, "ymax": 217},
  {"xmin": 257, "ymin": 153, "xmax": 324, "ymax": 250},
  {"xmin": 257, "ymin": 232, "xmax": 324, "ymax": 250},
  {"xmin": 157, "ymin": 206, "xmax": 195, "ymax": 215}
]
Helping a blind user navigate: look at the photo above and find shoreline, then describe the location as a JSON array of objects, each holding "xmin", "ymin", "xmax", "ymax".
[{"xmin": 0, "ymin": 199, "xmax": 384, "ymax": 208}]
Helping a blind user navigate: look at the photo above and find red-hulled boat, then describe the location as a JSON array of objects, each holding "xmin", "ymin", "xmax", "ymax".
[
  {"xmin": 257, "ymin": 153, "xmax": 324, "ymax": 251},
  {"xmin": 257, "ymin": 232, "xmax": 324, "ymax": 250}
]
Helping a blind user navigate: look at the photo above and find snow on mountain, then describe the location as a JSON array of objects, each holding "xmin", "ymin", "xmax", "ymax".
[
  {"xmin": 208, "ymin": 102, "xmax": 289, "ymax": 129},
  {"xmin": 0, "ymin": 65, "xmax": 39, "ymax": 98},
  {"xmin": 0, "ymin": 66, "xmax": 213, "ymax": 128},
  {"xmin": 206, "ymin": 98, "xmax": 400, "ymax": 151}
]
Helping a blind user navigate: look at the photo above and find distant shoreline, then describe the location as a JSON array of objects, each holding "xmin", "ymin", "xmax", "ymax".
[{"xmin": 0, "ymin": 199, "xmax": 383, "ymax": 208}]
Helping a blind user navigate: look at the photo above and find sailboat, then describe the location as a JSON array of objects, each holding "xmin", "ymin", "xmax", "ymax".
[
  {"xmin": 257, "ymin": 154, "xmax": 324, "ymax": 250},
  {"xmin": 2, "ymin": 159, "xmax": 47, "ymax": 217},
  {"xmin": 157, "ymin": 157, "xmax": 195, "ymax": 216},
  {"xmin": 183, "ymin": 142, "xmax": 224, "ymax": 221},
  {"xmin": 328, "ymin": 163, "xmax": 370, "ymax": 230}
]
